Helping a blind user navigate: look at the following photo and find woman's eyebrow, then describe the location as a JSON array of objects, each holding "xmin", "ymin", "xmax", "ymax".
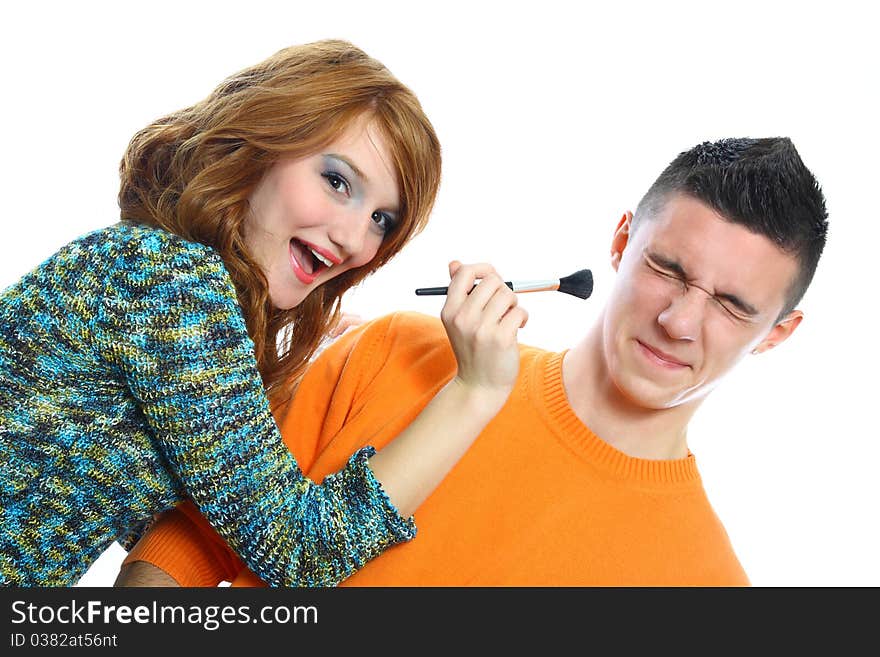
[{"xmin": 325, "ymin": 153, "xmax": 368, "ymax": 183}]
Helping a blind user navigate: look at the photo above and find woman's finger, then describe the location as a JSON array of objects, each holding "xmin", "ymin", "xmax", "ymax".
[
  {"xmin": 499, "ymin": 305, "xmax": 529, "ymax": 334},
  {"xmin": 457, "ymin": 271, "xmax": 507, "ymax": 318},
  {"xmin": 443, "ymin": 262, "xmax": 500, "ymax": 319},
  {"xmin": 478, "ymin": 284, "xmax": 519, "ymax": 327}
]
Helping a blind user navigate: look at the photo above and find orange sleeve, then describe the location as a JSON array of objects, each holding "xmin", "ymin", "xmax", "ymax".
[
  {"xmin": 225, "ymin": 312, "xmax": 454, "ymax": 588},
  {"xmin": 122, "ymin": 314, "xmax": 401, "ymax": 586},
  {"xmin": 122, "ymin": 500, "xmax": 244, "ymax": 586}
]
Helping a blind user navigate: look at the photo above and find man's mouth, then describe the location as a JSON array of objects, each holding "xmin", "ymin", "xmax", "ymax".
[{"xmin": 636, "ymin": 340, "xmax": 690, "ymax": 369}]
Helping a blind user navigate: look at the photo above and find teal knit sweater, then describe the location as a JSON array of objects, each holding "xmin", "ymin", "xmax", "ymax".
[{"xmin": 0, "ymin": 222, "xmax": 415, "ymax": 586}]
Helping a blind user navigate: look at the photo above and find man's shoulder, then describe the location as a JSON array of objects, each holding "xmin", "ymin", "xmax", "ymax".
[
  {"xmin": 337, "ymin": 311, "xmax": 448, "ymax": 350},
  {"xmin": 367, "ymin": 310, "xmax": 443, "ymax": 334},
  {"xmin": 289, "ymin": 311, "xmax": 454, "ymax": 427},
  {"xmin": 377, "ymin": 311, "xmax": 446, "ymax": 345},
  {"xmin": 337, "ymin": 312, "xmax": 552, "ymax": 366},
  {"xmin": 307, "ymin": 311, "xmax": 455, "ymax": 386}
]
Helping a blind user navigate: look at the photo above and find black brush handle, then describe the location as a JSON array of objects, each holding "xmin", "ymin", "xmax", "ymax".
[
  {"xmin": 415, "ymin": 282, "xmax": 515, "ymax": 296},
  {"xmin": 414, "ymin": 286, "xmax": 450, "ymax": 296}
]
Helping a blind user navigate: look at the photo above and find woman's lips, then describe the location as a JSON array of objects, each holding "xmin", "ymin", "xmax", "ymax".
[
  {"xmin": 289, "ymin": 239, "xmax": 318, "ymax": 285},
  {"xmin": 301, "ymin": 240, "xmax": 341, "ymax": 266},
  {"xmin": 636, "ymin": 340, "xmax": 690, "ymax": 369}
]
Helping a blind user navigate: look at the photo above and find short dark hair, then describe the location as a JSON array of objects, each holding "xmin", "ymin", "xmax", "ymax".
[{"xmin": 634, "ymin": 137, "xmax": 828, "ymax": 317}]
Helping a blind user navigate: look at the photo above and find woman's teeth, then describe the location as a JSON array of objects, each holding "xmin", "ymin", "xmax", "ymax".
[{"xmin": 309, "ymin": 248, "xmax": 333, "ymax": 268}]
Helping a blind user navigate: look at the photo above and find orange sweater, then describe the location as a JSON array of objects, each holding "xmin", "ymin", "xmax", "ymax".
[{"xmin": 125, "ymin": 311, "xmax": 749, "ymax": 586}]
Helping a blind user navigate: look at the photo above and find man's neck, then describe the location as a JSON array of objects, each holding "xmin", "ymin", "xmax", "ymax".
[{"xmin": 561, "ymin": 324, "xmax": 697, "ymax": 460}]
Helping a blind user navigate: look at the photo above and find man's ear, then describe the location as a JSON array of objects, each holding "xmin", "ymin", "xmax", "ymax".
[
  {"xmin": 610, "ymin": 211, "xmax": 634, "ymax": 272},
  {"xmin": 752, "ymin": 310, "xmax": 804, "ymax": 354}
]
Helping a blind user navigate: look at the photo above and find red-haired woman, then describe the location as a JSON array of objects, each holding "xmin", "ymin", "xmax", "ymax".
[{"xmin": 0, "ymin": 40, "xmax": 527, "ymax": 586}]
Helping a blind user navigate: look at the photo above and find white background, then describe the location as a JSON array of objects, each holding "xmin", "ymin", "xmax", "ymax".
[{"xmin": 2, "ymin": 0, "xmax": 877, "ymax": 587}]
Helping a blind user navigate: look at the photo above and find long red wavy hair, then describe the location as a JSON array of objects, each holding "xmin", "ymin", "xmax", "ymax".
[{"xmin": 118, "ymin": 40, "xmax": 442, "ymax": 403}]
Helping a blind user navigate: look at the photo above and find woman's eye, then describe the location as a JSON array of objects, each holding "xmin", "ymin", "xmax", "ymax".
[
  {"xmin": 322, "ymin": 172, "xmax": 350, "ymax": 195},
  {"xmin": 371, "ymin": 211, "xmax": 394, "ymax": 234}
]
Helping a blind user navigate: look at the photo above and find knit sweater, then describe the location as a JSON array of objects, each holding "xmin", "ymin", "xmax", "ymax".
[
  {"xmin": 0, "ymin": 223, "xmax": 415, "ymax": 587},
  {"xmin": 127, "ymin": 311, "xmax": 750, "ymax": 586}
]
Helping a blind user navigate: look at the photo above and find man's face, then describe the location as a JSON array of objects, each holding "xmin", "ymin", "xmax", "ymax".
[{"xmin": 602, "ymin": 193, "xmax": 802, "ymax": 409}]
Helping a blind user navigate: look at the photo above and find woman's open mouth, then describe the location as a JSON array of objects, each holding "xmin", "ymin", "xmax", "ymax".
[{"xmin": 289, "ymin": 238, "xmax": 332, "ymax": 285}]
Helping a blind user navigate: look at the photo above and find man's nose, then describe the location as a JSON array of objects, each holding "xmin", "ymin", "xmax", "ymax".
[{"xmin": 657, "ymin": 286, "xmax": 706, "ymax": 341}]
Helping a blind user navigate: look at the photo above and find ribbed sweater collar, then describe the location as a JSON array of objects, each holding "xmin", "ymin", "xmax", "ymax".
[{"xmin": 529, "ymin": 349, "xmax": 702, "ymax": 486}]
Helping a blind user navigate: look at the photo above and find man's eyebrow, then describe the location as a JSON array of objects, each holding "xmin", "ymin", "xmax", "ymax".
[
  {"xmin": 645, "ymin": 250, "xmax": 760, "ymax": 316},
  {"xmin": 647, "ymin": 251, "xmax": 688, "ymax": 278},
  {"xmin": 325, "ymin": 153, "xmax": 368, "ymax": 184},
  {"xmin": 714, "ymin": 292, "xmax": 760, "ymax": 317}
]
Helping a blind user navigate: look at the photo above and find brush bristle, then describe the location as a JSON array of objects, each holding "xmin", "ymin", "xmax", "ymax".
[{"xmin": 558, "ymin": 269, "xmax": 593, "ymax": 299}]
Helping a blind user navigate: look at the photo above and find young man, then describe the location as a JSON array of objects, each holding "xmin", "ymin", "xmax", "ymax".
[{"xmin": 118, "ymin": 136, "xmax": 827, "ymax": 586}]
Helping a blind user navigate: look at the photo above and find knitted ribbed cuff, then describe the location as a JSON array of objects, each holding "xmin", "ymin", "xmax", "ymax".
[
  {"xmin": 261, "ymin": 446, "xmax": 417, "ymax": 587},
  {"xmin": 342, "ymin": 445, "xmax": 418, "ymax": 544}
]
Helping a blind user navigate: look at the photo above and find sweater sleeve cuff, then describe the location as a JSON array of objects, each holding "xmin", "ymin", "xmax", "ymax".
[
  {"xmin": 122, "ymin": 507, "xmax": 237, "ymax": 587},
  {"xmin": 342, "ymin": 445, "xmax": 418, "ymax": 544}
]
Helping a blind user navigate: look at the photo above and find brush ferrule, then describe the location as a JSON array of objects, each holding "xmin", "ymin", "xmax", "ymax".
[{"xmin": 509, "ymin": 279, "xmax": 560, "ymax": 293}]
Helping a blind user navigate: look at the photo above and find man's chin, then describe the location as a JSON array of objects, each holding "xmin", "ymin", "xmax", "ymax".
[{"xmin": 612, "ymin": 374, "xmax": 693, "ymax": 411}]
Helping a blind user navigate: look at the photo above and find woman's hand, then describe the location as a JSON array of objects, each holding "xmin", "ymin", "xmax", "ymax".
[
  {"xmin": 365, "ymin": 261, "xmax": 527, "ymax": 517},
  {"xmin": 440, "ymin": 261, "xmax": 528, "ymax": 405}
]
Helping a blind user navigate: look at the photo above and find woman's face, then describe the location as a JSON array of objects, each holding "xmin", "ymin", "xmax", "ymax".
[{"xmin": 244, "ymin": 117, "xmax": 400, "ymax": 310}]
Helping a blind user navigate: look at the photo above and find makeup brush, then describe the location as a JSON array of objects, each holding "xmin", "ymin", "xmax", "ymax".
[{"xmin": 415, "ymin": 268, "xmax": 593, "ymax": 300}]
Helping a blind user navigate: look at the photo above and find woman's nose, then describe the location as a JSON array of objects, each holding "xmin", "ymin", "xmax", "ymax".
[{"xmin": 328, "ymin": 210, "xmax": 371, "ymax": 259}]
